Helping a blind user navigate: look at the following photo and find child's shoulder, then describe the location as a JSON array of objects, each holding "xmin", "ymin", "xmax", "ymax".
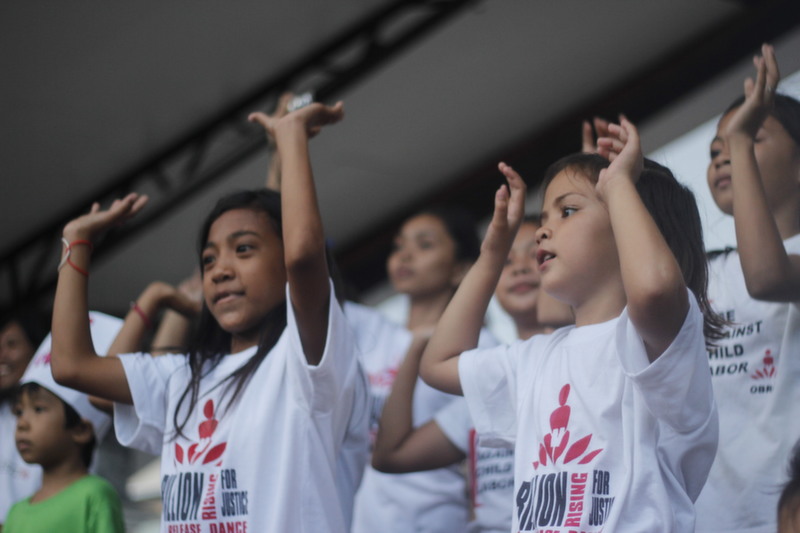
[{"xmin": 72, "ymin": 475, "xmax": 120, "ymax": 500}]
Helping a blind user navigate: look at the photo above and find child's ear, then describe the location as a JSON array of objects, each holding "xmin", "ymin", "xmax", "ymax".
[
  {"xmin": 450, "ymin": 261, "xmax": 471, "ymax": 287},
  {"xmin": 70, "ymin": 419, "xmax": 95, "ymax": 445}
]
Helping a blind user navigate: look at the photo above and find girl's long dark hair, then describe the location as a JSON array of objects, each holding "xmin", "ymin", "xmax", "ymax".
[
  {"xmin": 173, "ymin": 189, "xmax": 287, "ymax": 439},
  {"xmin": 542, "ymin": 153, "xmax": 726, "ymax": 342}
]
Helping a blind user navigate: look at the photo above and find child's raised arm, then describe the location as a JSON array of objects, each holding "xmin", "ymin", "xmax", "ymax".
[
  {"xmin": 372, "ymin": 330, "xmax": 464, "ymax": 473},
  {"xmin": 420, "ymin": 164, "xmax": 526, "ymax": 394},
  {"xmin": 51, "ymin": 193, "xmax": 148, "ymax": 403},
  {"xmin": 249, "ymin": 102, "xmax": 344, "ymax": 365},
  {"xmin": 724, "ymin": 44, "xmax": 800, "ymax": 301},
  {"xmin": 597, "ymin": 119, "xmax": 688, "ymax": 361},
  {"xmin": 90, "ymin": 276, "xmax": 201, "ymax": 413},
  {"xmin": 108, "ymin": 277, "xmax": 201, "ymax": 357}
]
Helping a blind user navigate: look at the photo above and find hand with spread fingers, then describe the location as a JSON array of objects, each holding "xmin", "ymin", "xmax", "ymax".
[{"xmin": 62, "ymin": 193, "xmax": 149, "ymax": 243}]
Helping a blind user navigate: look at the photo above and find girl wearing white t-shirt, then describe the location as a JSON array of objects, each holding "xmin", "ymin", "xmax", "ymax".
[
  {"xmin": 421, "ymin": 117, "xmax": 723, "ymax": 532},
  {"xmin": 371, "ymin": 219, "xmax": 572, "ymax": 533},
  {"xmin": 695, "ymin": 45, "xmax": 800, "ymax": 533},
  {"xmin": 351, "ymin": 206, "xmax": 487, "ymax": 533},
  {"xmin": 49, "ymin": 101, "xmax": 369, "ymax": 533}
]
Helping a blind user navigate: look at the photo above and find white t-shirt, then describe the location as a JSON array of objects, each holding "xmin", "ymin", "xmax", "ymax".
[
  {"xmin": 460, "ymin": 292, "xmax": 717, "ymax": 533},
  {"xmin": 346, "ymin": 302, "xmax": 496, "ymax": 533},
  {"xmin": 695, "ymin": 236, "xmax": 800, "ymax": 533},
  {"xmin": 114, "ymin": 283, "xmax": 369, "ymax": 533},
  {"xmin": 0, "ymin": 401, "xmax": 41, "ymax": 523},
  {"xmin": 435, "ymin": 398, "xmax": 513, "ymax": 533}
]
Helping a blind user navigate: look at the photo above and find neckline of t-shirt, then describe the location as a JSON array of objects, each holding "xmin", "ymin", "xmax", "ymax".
[
  {"xmin": 228, "ymin": 345, "xmax": 259, "ymax": 359},
  {"xmin": 559, "ymin": 314, "xmax": 618, "ymax": 344},
  {"xmin": 24, "ymin": 475, "xmax": 97, "ymax": 507}
]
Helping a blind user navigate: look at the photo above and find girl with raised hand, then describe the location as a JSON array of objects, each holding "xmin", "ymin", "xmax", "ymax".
[
  {"xmin": 695, "ymin": 44, "xmax": 800, "ymax": 533},
  {"xmin": 87, "ymin": 272, "xmax": 203, "ymax": 415},
  {"xmin": 349, "ymin": 206, "xmax": 496, "ymax": 533},
  {"xmin": 371, "ymin": 217, "xmax": 571, "ymax": 533},
  {"xmin": 420, "ymin": 118, "xmax": 721, "ymax": 532},
  {"xmin": 49, "ymin": 101, "xmax": 370, "ymax": 533}
]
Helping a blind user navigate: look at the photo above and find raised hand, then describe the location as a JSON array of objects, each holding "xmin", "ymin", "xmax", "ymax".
[
  {"xmin": 142, "ymin": 281, "xmax": 203, "ymax": 319},
  {"xmin": 248, "ymin": 101, "xmax": 344, "ymax": 140},
  {"xmin": 725, "ymin": 43, "xmax": 780, "ymax": 140},
  {"xmin": 176, "ymin": 269, "xmax": 204, "ymax": 316},
  {"xmin": 62, "ymin": 193, "xmax": 149, "ymax": 242},
  {"xmin": 482, "ymin": 162, "xmax": 527, "ymax": 256},
  {"xmin": 581, "ymin": 117, "xmax": 610, "ymax": 153},
  {"xmin": 595, "ymin": 117, "xmax": 644, "ymax": 199}
]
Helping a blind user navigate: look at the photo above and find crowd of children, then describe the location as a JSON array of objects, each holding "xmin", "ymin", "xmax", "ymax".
[{"xmin": 2, "ymin": 42, "xmax": 800, "ymax": 533}]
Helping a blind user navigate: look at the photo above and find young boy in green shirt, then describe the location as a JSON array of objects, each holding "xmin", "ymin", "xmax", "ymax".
[{"xmin": 4, "ymin": 313, "xmax": 125, "ymax": 533}]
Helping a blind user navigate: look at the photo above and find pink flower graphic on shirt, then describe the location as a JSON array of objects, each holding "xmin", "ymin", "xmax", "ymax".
[
  {"xmin": 174, "ymin": 399, "xmax": 227, "ymax": 466},
  {"xmin": 532, "ymin": 384, "xmax": 603, "ymax": 470},
  {"xmin": 369, "ymin": 367, "xmax": 399, "ymax": 388},
  {"xmin": 751, "ymin": 350, "xmax": 776, "ymax": 380}
]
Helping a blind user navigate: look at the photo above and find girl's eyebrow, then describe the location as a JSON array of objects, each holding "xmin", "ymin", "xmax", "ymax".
[
  {"xmin": 203, "ymin": 230, "xmax": 261, "ymax": 250},
  {"xmin": 413, "ymin": 230, "xmax": 440, "ymax": 240},
  {"xmin": 552, "ymin": 192, "xmax": 584, "ymax": 205},
  {"xmin": 228, "ymin": 230, "xmax": 261, "ymax": 241}
]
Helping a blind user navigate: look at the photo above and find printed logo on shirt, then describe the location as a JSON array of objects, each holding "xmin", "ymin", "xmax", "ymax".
[
  {"xmin": 367, "ymin": 366, "xmax": 399, "ymax": 438},
  {"xmin": 468, "ymin": 429, "xmax": 514, "ymax": 509},
  {"xmin": 162, "ymin": 399, "xmax": 250, "ymax": 533},
  {"xmin": 516, "ymin": 384, "xmax": 614, "ymax": 532},
  {"xmin": 749, "ymin": 350, "xmax": 776, "ymax": 395},
  {"xmin": 707, "ymin": 309, "xmax": 764, "ymax": 379},
  {"xmin": 174, "ymin": 400, "xmax": 227, "ymax": 467}
]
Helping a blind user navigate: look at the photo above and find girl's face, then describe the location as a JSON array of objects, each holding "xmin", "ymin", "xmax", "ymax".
[
  {"xmin": 387, "ymin": 214, "xmax": 463, "ymax": 298},
  {"xmin": 708, "ymin": 111, "xmax": 800, "ymax": 216},
  {"xmin": 537, "ymin": 169, "xmax": 620, "ymax": 309},
  {"xmin": 495, "ymin": 222, "xmax": 541, "ymax": 319},
  {"xmin": 202, "ymin": 208, "xmax": 287, "ymax": 349},
  {"xmin": 0, "ymin": 321, "xmax": 35, "ymax": 394},
  {"xmin": 14, "ymin": 387, "xmax": 73, "ymax": 468}
]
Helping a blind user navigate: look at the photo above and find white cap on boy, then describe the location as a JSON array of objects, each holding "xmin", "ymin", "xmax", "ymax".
[{"xmin": 20, "ymin": 311, "xmax": 123, "ymax": 441}]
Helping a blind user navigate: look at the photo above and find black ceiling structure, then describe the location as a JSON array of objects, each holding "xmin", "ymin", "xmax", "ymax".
[
  {"xmin": 2, "ymin": 0, "xmax": 800, "ymax": 322},
  {"xmin": 0, "ymin": 0, "xmax": 478, "ymax": 320}
]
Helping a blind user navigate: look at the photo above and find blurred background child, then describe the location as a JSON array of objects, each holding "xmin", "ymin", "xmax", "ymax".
[
  {"xmin": 4, "ymin": 312, "xmax": 124, "ymax": 532},
  {"xmin": 371, "ymin": 216, "xmax": 571, "ymax": 532},
  {"xmin": 695, "ymin": 44, "xmax": 800, "ymax": 533},
  {"xmin": 0, "ymin": 313, "xmax": 47, "ymax": 527}
]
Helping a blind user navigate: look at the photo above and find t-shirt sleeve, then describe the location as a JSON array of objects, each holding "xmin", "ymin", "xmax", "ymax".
[
  {"xmin": 458, "ymin": 343, "xmax": 519, "ymax": 447},
  {"xmin": 86, "ymin": 478, "xmax": 125, "ymax": 533},
  {"xmin": 2, "ymin": 500, "xmax": 23, "ymax": 531},
  {"xmin": 615, "ymin": 290, "xmax": 715, "ymax": 433},
  {"xmin": 285, "ymin": 279, "xmax": 359, "ymax": 413},
  {"xmin": 434, "ymin": 398, "xmax": 472, "ymax": 453},
  {"xmin": 114, "ymin": 353, "xmax": 184, "ymax": 454}
]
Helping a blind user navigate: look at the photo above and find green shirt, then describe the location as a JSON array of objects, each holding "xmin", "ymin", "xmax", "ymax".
[{"xmin": 3, "ymin": 475, "xmax": 125, "ymax": 533}]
